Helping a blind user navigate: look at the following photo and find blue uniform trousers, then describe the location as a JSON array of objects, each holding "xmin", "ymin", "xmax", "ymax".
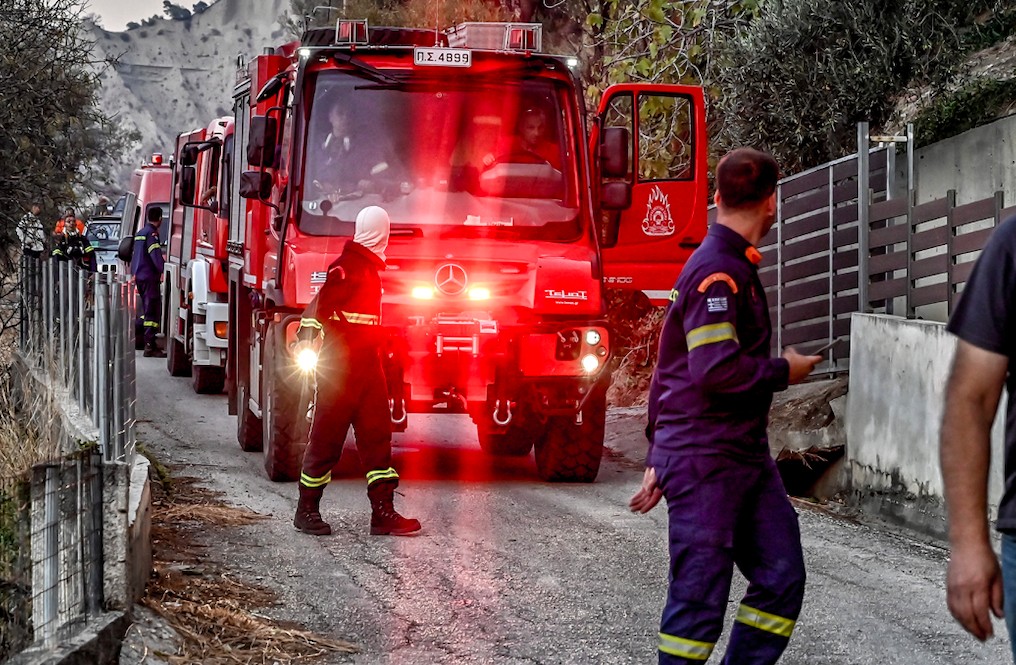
[
  {"xmin": 136, "ymin": 279, "xmax": 161, "ymax": 348},
  {"xmin": 653, "ymin": 449, "xmax": 805, "ymax": 664}
]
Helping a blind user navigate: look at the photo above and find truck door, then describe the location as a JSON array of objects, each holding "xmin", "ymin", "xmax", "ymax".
[{"xmin": 591, "ymin": 84, "xmax": 708, "ymax": 305}]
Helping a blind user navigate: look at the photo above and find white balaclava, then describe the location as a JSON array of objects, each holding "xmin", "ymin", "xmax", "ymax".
[{"xmin": 353, "ymin": 205, "xmax": 390, "ymax": 262}]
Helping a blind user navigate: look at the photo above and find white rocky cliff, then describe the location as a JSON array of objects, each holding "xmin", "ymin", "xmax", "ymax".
[{"xmin": 88, "ymin": 0, "xmax": 291, "ymax": 189}]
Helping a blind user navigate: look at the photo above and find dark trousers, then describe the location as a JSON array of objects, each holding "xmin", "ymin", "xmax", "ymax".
[
  {"xmin": 136, "ymin": 279, "xmax": 162, "ymax": 348},
  {"xmin": 300, "ymin": 340, "xmax": 394, "ymax": 488},
  {"xmin": 652, "ymin": 450, "xmax": 806, "ymax": 665}
]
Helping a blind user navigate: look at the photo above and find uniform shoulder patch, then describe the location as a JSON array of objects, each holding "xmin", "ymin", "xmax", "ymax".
[
  {"xmin": 696, "ymin": 272, "xmax": 738, "ymax": 294},
  {"xmin": 328, "ymin": 265, "xmax": 347, "ymax": 280}
]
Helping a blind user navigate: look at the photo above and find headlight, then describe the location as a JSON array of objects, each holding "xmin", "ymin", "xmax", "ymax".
[
  {"xmin": 411, "ymin": 286, "xmax": 434, "ymax": 300},
  {"xmin": 468, "ymin": 287, "xmax": 491, "ymax": 301},
  {"xmin": 581, "ymin": 354, "xmax": 600, "ymax": 373},
  {"xmin": 296, "ymin": 348, "xmax": 319, "ymax": 373},
  {"xmin": 585, "ymin": 329, "xmax": 601, "ymax": 345}
]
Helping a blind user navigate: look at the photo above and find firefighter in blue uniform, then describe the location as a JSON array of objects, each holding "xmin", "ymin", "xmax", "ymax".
[
  {"xmin": 631, "ymin": 148, "xmax": 822, "ymax": 664},
  {"xmin": 131, "ymin": 207, "xmax": 166, "ymax": 357},
  {"xmin": 292, "ymin": 206, "xmax": 420, "ymax": 537}
]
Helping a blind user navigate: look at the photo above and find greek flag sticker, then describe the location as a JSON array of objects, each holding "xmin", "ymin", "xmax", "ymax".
[{"xmin": 707, "ymin": 297, "xmax": 728, "ymax": 313}]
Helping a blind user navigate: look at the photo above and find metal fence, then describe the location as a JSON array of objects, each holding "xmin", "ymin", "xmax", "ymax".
[{"xmin": 0, "ymin": 256, "xmax": 138, "ymax": 658}]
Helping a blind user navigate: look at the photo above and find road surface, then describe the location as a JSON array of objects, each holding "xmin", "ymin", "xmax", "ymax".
[{"xmin": 122, "ymin": 354, "xmax": 1012, "ymax": 664}]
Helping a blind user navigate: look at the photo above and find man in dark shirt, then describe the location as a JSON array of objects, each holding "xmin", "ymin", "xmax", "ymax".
[
  {"xmin": 940, "ymin": 215, "xmax": 1016, "ymax": 656},
  {"xmin": 310, "ymin": 105, "xmax": 397, "ymax": 200},
  {"xmin": 630, "ymin": 148, "xmax": 820, "ymax": 664}
]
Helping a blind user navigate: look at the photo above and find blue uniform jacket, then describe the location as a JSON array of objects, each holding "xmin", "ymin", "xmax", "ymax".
[
  {"xmin": 648, "ymin": 223, "xmax": 790, "ymax": 461},
  {"xmin": 131, "ymin": 223, "xmax": 164, "ymax": 282}
]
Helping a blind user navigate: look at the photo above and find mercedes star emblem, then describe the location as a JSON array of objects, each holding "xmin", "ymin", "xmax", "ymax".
[{"xmin": 435, "ymin": 263, "xmax": 468, "ymax": 296}]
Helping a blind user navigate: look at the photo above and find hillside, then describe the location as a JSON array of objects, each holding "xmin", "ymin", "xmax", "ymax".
[{"xmin": 87, "ymin": 0, "xmax": 290, "ymax": 190}]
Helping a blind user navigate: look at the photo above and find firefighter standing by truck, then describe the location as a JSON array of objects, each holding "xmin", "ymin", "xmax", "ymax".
[
  {"xmin": 630, "ymin": 148, "xmax": 821, "ymax": 664},
  {"xmin": 132, "ymin": 207, "xmax": 166, "ymax": 358},
  {"xmin": 293, "ymin": 206, "xmax": 421, "ymax": 537}
]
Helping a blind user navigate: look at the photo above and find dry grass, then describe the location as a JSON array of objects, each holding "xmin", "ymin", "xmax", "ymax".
[
  {"xmin": 0, "ymin": 361, "xmax": 62, "ymax": 478},
  {"xmin": 142, "ymin": 470, "xmax": 358, "ymax": 664},
  {"xmin": 605, "ymin": 290, "xmax": 664, "ymax": 408}
]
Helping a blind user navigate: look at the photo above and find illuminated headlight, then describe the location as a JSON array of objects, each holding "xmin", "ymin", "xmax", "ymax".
[
  {"xmin": 566, "ymin": 57, "xmax": 579, "ymax": 68},
  {"xmin": 585, "ymin": 329, "xmax": 601, "ymax": 345},
  {"xmin": 296, "ymin": 348, "xmax": 319, "ymax": 373},
  {"xmin": 468, "ymin": 287, "xmax": 491, "ymax": 301},
  {"xmin": 581, "ymin": 354, "xmax": 600, "ymax": 373},
  {"xmin": 411, "ymin": 286, "xmax": 435, "ymax": 300},
  {"xmin": 298, "ymin": 47, "xmax": 311, "ymax": 59}
]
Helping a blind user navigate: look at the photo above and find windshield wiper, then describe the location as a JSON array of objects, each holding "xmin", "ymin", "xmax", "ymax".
[{"xmin": 332, "ymin": 53, "xmax": 401, "ymax": 86}]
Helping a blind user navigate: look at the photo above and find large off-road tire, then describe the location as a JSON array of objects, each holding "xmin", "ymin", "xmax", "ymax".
[
  {"xmin": 262, "ymin": 328, "xmax": 312, "ymax": 481},
  {"xmin": 534, "ymin": 386, "xmax": 607, "ymax": 483},
  {"xmin": 192, "ymin": 364, "xmax": 225, "ymax": 395},
  {"xmin": 167, "ymin": 336, "xmax": 191, "ymax": 377},
  {"xmin": 236, "ymin": 376, "xmax": 262, "ymax": 452}
]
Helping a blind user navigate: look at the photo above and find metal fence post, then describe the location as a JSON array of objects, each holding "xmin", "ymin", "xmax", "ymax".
[
  {"xmin": 857, "ymin": 122, "xmax": 871, "ymax": 313},
  {"xmin": 905, "ymin": 189, "xmax": 916, "ymax": 318},
  {"xmin": 945, "ymin": 190, "xmax": 957, "ymax": 316},
  {"xmin": 41, "ymin": 465, "xmax": 59, "ymax": 646},
  {"xmin": 776, "ymin": 182, "xmax": 783, "ymax": 353},
  {"xmin": 77, "ymin": 270, "xmax": 87, "ymax": 412},
  {"xmin": 96, "ymin": 277, "xmax": 111, "ymax": 460},
  {"xmin": 87, "ymin": 452, "xmax": 104, "ymax": 613},
  {"xmin": 112, "ymin": 280, "xmax": 124, "ymax": 461}
]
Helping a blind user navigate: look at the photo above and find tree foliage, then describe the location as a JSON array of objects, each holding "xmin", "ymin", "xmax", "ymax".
[{"xmin": 163, "ymin": 2, "xmax": 192, "ymax": 21}]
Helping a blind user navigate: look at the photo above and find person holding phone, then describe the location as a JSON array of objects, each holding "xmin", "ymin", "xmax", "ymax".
[{"xmin": 630, "ymin": 148, "xmax": 821, "ymax": 664}]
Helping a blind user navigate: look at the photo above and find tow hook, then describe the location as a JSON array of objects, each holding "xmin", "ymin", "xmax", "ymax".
[
  {"xmin": 390, "ymin": 398, "xmax": 407, "ymax": 426},
  {"xmin": 493, "ymin": 400, "xmax": 512, "ymax": 427}
]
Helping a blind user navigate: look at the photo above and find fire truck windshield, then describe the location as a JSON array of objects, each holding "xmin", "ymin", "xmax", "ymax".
[{"xmin": 297, "ymin": 71, "xmax": 580, "ymax": 240}]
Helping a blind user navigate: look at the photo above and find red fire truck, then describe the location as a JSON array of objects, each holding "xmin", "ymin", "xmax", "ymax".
[
  {"xmin": 204, "ymin": 21, "xmax": 707, "ymax": 482},
  {"xmin": 165, "ymin": 117, "xmax": 234, "ymax": 393}
]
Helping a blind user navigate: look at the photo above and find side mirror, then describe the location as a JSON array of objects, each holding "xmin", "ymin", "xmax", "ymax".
[
  {"xmin": 239, "ymin": 171, "xmax": 272, "ymax": 200},
  {"xmin": 247, "ymin": 116, "xmax": 278, "ymax": 168},
  {"xmin": 179, "ymin": 145, "xmax": 200, "ymax": 167},
  {"xmin": 601, "ymin": 182, "xmax": 631, "ymax": 211},
  {"xmin": 180, "ymin": 166, "xmax": 197, "ymax": 205},
  {"xmin": 600, "ymin": 127, "xmax": 630, "ymax": 179}
]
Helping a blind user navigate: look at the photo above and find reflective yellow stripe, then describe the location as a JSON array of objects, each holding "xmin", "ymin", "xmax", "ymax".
[
  {"xmin": 300, "ymin": 471, "xmax": 331, "ymax": 488},
  {"xmin": 134, "ymin": 235, "xmax": 145, "ymax": 241},
  {"xmin": 148, "ymin": 243, "xmax": 161, "ymax": 253},
  {"xmin": 299, "ymin": 317, "xmax": 323, "ymax": 330},
  {"xmin": 686, "ymin": 322, "xmax": 738, "ymax": 351},
  {"xmin": 340, "ymin": 311, "xmax": 380, "ymax": 325},
  {"xmin": 658, "ymin": 633, "xmax": 714, "ymax": 661},
  {"xmin": 143, "ymin": 321, "xmax": 159, "ymax": 328},
  {"xmin": 366, "ymin": 467, "xmax": 399, "ymax": 485},
  {"xmin": 84, "ymin": 246, "xmax": 94, "ymax": 253},
  {"xmin": 735, "ymin": 604, "xmax": 796, "ymax": 638}
]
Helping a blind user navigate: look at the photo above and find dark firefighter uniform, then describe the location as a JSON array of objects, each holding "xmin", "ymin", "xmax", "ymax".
[
  {"xmin": 647, "ymin": 223, "xmax": 804, "ymax": 664},
  {"xmin": 131, "ymin": 222, "xmax": 165, "ymax": 353},
  {"xmin": 295, "ymin": 239, "xmax": 419, "ymax": 536},
  {"xmin": 52, "ymin": 229, "xmax": 97, "ymax": 271}
]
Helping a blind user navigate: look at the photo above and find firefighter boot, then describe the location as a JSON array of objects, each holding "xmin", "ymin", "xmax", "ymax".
[
  {"xmin": 367, "ymin": 481, "xmax": 421, "ymax": 536},
  {"xmin": 143, "ymin": 344, "xmax": 166, "ymax": 358},
  {"xmin": 294, "ymin": 485, "xmax": 332, "ymax": 536}
]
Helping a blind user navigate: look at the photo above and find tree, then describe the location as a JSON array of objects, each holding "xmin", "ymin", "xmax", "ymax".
[
  {"xmin": 0, "ymin": 0, "xmax": 131, "ymax": 334},
  {"xmin": 163, "ymin": 1, "xmax": 192, "ymax": 20},
  {"xmin": 192, "ymin": 1, "xmax": 209, "ymax": 13}
]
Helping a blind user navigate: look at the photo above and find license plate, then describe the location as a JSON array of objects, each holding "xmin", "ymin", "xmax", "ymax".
[{"xmin": 414, "ymin": 47, "xmax": 472, "ymax": 68}]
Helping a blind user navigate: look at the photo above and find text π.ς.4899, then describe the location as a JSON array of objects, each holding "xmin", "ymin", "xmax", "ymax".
[{"xmin": 413, "ymin": 47, "xmax": 472, "ymax": 68}]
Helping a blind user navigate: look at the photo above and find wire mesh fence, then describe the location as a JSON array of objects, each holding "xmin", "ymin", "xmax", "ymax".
[{"xmin": 1, "ymin": 256, "xmax": 139, "ymax": 657}]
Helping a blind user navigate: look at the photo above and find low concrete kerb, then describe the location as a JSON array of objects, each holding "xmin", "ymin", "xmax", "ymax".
[{"xmin": 7, "ymin": 612, "xmax": 131, "ymax": 665}]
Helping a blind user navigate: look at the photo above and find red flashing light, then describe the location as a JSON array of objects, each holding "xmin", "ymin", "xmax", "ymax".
[{"xmin": 151, "ymin": 153, "xmax": 163, "ymax": 165}]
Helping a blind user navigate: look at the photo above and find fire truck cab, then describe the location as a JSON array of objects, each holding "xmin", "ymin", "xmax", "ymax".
[
  {"xmin": 223, "ymin": 21, "xmax": 707, "ymax": 482},
  {"xmin": 165, "ymin": 117, "xmax": 234, "ymax": 393}
]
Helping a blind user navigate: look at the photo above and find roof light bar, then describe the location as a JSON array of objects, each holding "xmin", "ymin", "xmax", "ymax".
[{"xmin": 335, "ymin": 19, "xmax": 369, "ymax": 45}]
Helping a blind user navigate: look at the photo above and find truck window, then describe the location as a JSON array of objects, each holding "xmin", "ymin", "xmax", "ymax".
[
  {"xmin": 637, "ymin": 93, "xmax": 695, "ymax": 182},
  {"xmin": 297, "ymin": 71, "xmax": 580, "ymax": 241}
]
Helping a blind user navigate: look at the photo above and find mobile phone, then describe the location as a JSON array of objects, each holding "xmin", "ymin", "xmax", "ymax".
[{"xmin": 811, "ymin": 337, "xmax": 843, "ymax": 356}]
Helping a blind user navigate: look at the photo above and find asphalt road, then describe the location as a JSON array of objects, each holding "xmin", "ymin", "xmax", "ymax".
[{"xmin": 126, "ymin": 354, "xmax": 1013, "ymax": 664}]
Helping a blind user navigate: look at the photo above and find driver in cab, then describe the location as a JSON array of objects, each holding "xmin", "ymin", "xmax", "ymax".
[
  {"xmin": 311, "ymin": 104, "xmax": 403, "ymax": 201},
  {"xmin": 483, "ymin": 107, "xmax": 562, "ymax": 171}
]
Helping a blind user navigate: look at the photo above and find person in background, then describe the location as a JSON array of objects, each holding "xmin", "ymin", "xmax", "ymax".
[
  {"xmin": 131, "ymin": 207, "xmax": 166, "ymax": 358},
  {"xmin": 17, "ymin": 204, "xmax": 46, "ymax": 258},
  {"xmin": 292, "ymin": 206, "xmax": 420, "ymax": 538},
  {"xmin": 630, "ymin": 147, "xmax": 821, "ymax": 664},
  {"xmin": 940, "ymin": 212, "xmax": 1016, "ymax": 657}
]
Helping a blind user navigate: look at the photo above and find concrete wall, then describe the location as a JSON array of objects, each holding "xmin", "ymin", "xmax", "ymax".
[
  {"xmin": 902, "ymin": 113, "xmax": 1016, "ymax": 206},
  {"xmin": 846, "ymin": 314, "xmax": 1006, "ymax": 538}
]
